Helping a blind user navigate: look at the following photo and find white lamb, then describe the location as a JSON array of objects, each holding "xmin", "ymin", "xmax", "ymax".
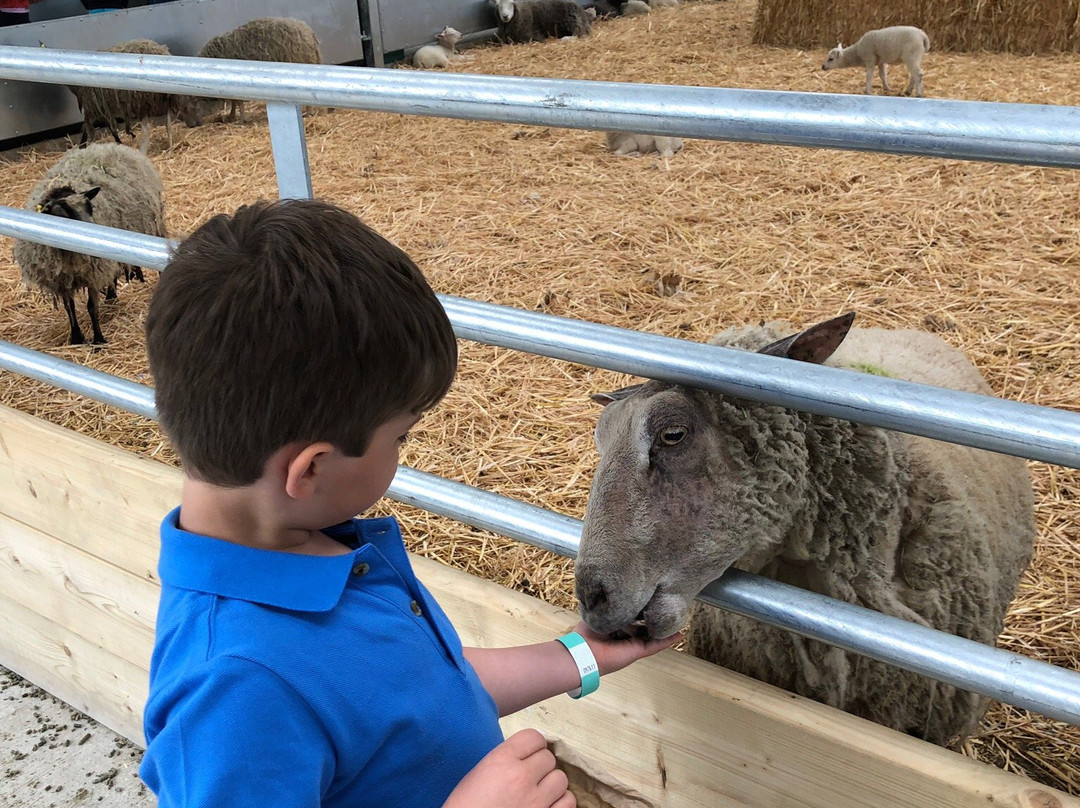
[
  {"xmin": 822, "ymin": 25, "xmax": 930, "ymax": 97},
  {"xmin": 605, "ymin": 131, "xmax": 683, "ymax": 157},
  {"xmin": 575, "ymin": 313, "xmax": 1036, "ymax": 746},
  {"xmin": 413, "ymin": 27, "xmax": 463, "ymax": 69}
]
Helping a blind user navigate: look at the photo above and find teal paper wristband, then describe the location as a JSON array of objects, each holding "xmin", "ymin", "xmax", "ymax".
[{"xmin": 556, "ymin": 632, "xmax": 600, "ymax": 699}]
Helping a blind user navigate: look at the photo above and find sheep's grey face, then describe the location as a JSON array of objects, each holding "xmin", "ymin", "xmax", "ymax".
[
  {"xmin": 576, "ymin": 383, "xmax": 755, "ymax": 639},
  {"xmin": 493, "ymin": 0, "xmax": 515, "ymax": 22},
  {"xmin": 37, "ymin": 186, "xmax": 98, "ymax": 222},
  {"xmin": 822, "ymin": 45, "xmax": 842, "ymax": 70}
]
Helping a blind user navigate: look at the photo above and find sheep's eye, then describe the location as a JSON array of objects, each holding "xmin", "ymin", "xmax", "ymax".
[{"xmin": 658, "ymin": 425, "xmax": 688, "ymax": 446}]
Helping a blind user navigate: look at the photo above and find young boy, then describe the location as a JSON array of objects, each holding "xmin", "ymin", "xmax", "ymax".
[{"xmin": 140, "ymin": 199, "xmax": 679, "ymax": 808}]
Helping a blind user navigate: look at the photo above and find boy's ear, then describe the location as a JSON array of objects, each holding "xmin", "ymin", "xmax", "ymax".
[{"xmin": 284, "ymin": 441, "xmax": 336, "ymax": 500}]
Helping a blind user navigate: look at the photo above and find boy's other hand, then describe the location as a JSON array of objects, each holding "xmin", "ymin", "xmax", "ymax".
[
  {"xmin": 443, "ymin": 728, "xmax": 575, "ymax": 808},
  {"xmin": 574, "ymin": 620, "xmax": 682, "ymax": 677}
]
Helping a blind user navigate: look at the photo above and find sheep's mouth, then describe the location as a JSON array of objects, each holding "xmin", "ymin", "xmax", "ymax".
[
  {"xmin": 608, "ymin": 608, "xmax": 651, "ymax": 641},
  {"xmin": 606, "ymin": 586, "xmax": 683, "ymax": 641}
]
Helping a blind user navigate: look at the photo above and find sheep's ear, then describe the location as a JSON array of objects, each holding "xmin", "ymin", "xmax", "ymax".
[
  {"xmin": 83, "ymin": 186, "xmax": 101, "ymax": 201},
  {"xmin": 591, "ymin": 384, "xmax": 644, "ymax": 406},
  {"xmin": 758, "ymin": 312, "xmax": 855, "ymax": 364}
]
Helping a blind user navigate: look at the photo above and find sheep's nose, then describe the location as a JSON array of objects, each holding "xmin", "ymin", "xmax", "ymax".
[{"xmin": 575, "ymin": 574, "xmax": 608, "ymax": 614}]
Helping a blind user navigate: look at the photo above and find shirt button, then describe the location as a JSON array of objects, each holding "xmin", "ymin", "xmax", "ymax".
[
  {"xmin": 351, "ymin": 562, "xmax": 370, "ymax": 577},
  {"xmin": 410, "ymin": 600, "xmax": 423, "ymax": 617}
]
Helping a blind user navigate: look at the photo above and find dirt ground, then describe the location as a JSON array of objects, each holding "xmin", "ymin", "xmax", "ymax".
[{"xmin": 0, "ymin": 667, "xmax": 152, "ymax": 808}]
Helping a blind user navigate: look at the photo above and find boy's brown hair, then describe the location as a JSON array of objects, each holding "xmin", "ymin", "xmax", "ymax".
[{"xmin": 146, "ymin": 199, "xmax": 457, "ymax": 486}]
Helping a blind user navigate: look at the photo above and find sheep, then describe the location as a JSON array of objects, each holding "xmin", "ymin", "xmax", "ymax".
[
  {"xmin": 68, "ymin": 39, "xmax": 201, "ymax": 153},
  {"xmin": 649, "ymin": 0, "xmax": 679, "ymax": 7},
  {"xmin": 490, "ymin": 0, "xmax": 592, "ymax": 44},
  {"xmin": 197, "ymin": 17, "xmax": 323, "ymax": 123},
  {"xmin": 412, "ymin": 27, "xmax": 463, "ymax": 69},
  {"xmin": 574, "ymin": 313, "xmax": 1037, "ymax": 746},
  {"xmin": 619, "ymin": 0, "xmax": 651, "ymax": 15},
  {"xmin": 583, "ymin": 0, "xmax": 619, "ymax": 18},
  {"xmin": 605, "ymin": 131, "xmax": 683, "ymax": 157},
  {"xmin": 822, "ymin": 25, "xmax": 930, "ymax": 97},
  {"xmin": 13, "ymin": 143, "xmax": 166, "ymax": 345}
]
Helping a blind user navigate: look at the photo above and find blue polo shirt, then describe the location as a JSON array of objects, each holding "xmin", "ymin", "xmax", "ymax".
[{"xmin": 140, "ymin": 508, "xmax": 503, "ymax": 808}]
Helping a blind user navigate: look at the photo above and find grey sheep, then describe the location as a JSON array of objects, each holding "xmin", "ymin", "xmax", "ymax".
[
  {"xmin": 14, "ymin": 144, "xmax": 167, "ymax": 345},
  {"xmin": 822, "ymin": 26, "xmax": 931, "ymax": 97},
  {"xmin": 490, "ymin": 0, "xmax": 592, "ymax": 43},
  {"xmin": 575, "ymin": 313, "xmax": 1036, "ymax": 745},
  {"xmin": 197, "ymin": 17, "xmax": 323, "ymax": 123},
  {"xmin": 68, "ymin": 39, "xmax": 200, "ymax": 154}
]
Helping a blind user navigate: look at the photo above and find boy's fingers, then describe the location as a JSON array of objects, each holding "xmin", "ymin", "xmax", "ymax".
[
  {"xmin": 648, "ymin": 631, "xmax": 683, "ymax": 652},
  {"xmin": 504, "ymin": 728, "xmax": 549, "ymax": 760}
]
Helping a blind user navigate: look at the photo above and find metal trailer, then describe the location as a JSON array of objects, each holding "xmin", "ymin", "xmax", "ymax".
[{"xmin": 1, "ymin": 47, "xmax": 1080, "ymax": 731}]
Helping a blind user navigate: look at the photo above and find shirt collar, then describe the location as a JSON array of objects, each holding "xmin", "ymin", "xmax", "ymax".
[{"xmin": 157, "ymin": 507, "xmax": 401, "ymax": 612}]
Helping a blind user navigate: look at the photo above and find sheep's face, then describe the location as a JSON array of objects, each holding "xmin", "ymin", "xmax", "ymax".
[
  {"xmin": 576, "ymin": 383, "xmax": 761, "ymax": 639},
  {"xmin": 576, "ymin": 313, "xmax": 855, "ymax": 640},
  {"xmin": 822, "ymin": 43, "xmax": 843, "ymax": 70},
  {"xmin": 492, "ymin": 0, "xmax": 516, "ymax": 23},
  {"xmin": 438, "ymin": 26, "xmax": 463, "ymax": 48},
  {"xmin": 36, "ymin": 185, "xmax": 100, "ymax": 222}
]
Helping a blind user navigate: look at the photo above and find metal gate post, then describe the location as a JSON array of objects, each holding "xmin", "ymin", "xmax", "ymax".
[{"xmin": 267, "ymin": 101, "xmax": 314, "ymax": 200}]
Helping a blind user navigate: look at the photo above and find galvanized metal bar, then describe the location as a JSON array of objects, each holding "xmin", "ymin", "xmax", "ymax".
[
  {"xmin": 2, "ymin": 47, "xmax": 1080, "ymax": 168},
  {"xmin": 3, "ymin": 207, "xmax": 1080, "ymax": 468},
  {"xmin": 0, "ymin": 207, "xmax": 174, "ymax": 270},
  {"xmin": 2, "ymin": 340, "xmax": 1078, "ymax": 725},
  {"xmin": 266, "ymin": 101, "xmax": 314, "ymax": 200},
  {"xmin": 696, "ymin": 570, "xmax": 1080, "ymax": 726},
  {"xmin": 0, "ymin": 340, "xmax": 157, "ymax": 419},
  {"xmin": 441, "ymin": 295, "xmax": 1080, "ymax": 468}
]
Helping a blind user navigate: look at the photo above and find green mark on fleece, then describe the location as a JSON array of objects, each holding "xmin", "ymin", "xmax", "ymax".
[{"xmin": 847, "ymin": 362, "xmax": 891, "ymax": 377}]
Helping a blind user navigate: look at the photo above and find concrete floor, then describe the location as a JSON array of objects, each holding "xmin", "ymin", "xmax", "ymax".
[{"xmin": 0, "ymin": 667, "xmax": 154, "ymax": 808}]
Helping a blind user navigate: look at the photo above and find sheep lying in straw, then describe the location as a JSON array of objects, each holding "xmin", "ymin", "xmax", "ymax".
[
  {"xmin": 586, "ymin": 0, "xmax": 668, "ymax": 17},
  {"xmin": 14, "ymin": 144, "xmax": 166, "ymax": 345},
  {"xmin": 822, "ymin": 25, "xmax": 930, "ymax": 97},
  {"xmin": 197, "ymin": 17, "xmax": 323, "ymax": 123},
  {"xmin": 68, "ymin": 39, "xmax": 200, "ymax": 153},
  {"xmin": 413, "ymin": 27, "xmax": 463, "ymax": 69},
  {"xmin": 605, "ymin": 132, "xmax": 683, "ymax": 157},
  {"xmin": 619, "ymin": 0, "xmax": 651, "ymax": 15},
  {"xmin": 490, "ymin": 0, "xmax": 592, "ymax": 43},
  {"xmin": 575, "ymin": 313, "xmax": 1036, "ymax": 746}
]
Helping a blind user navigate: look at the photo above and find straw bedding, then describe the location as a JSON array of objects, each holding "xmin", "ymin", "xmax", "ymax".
[
  {"xmin": 752, "ymin": 0, "xmax": 1080, "ymax": 54},
  {"xmin": 1, "ymin": 0, "xmax": 1078, "ymax": 792}
]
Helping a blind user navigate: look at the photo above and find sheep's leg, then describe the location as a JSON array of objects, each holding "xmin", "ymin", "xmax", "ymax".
[
  {"xmin": 864, "ymin": 63, "xmax": 875, "ymax": 94},
  {"xmin": 125, "ymin": 265, "xmax": 145, "ymax": 283},
  {"xmin": 85, "ymin": 286, "xmax": 106, "ymax": 345},
  {"xmin": 107, "ymin": 122, "xmax": 122, "ymax": 145},
  {"xmin": 905, "ymin": 60, "xmax": 923, "ymax": 97},
  {"xmin": 79, "ymin": 121, "xmax": 92, "ymax": 148},
  {"xmin": 61, "ymin": 292, "xmax": 86, "ymax": 345},
  {"xmin": 139, "ymin": 120, "xmax": 152, "ymax": 154},
  {"xmin": 105, "ymin": 280, "xmax": 117, "ymax": 301},
  {"xmin": 165, "ymin": 110, "xmax": 174, "ymax": 149},
  {"xmin": 879, "ymin": 64, "xmax": 891, "ymax": 93}
]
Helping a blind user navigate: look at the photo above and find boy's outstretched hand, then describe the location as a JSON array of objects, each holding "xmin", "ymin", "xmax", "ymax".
[
  {"xmin": 443, "ymin": 729, "xmax": 575, "ymax": 808},
  {"xmin": 573, "ymin": 620, "xmax": 682, "ymax": 677}
]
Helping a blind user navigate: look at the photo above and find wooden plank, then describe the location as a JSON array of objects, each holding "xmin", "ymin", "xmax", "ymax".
[
  {"xmin": 0, "ymin": 404, "xmax": 178, "ymax": 581},
  {"xmin": 0, "ymin": 404, "xmax": 1074, "ymax": 808},
  {"xmin": 0, "ymin": 513, "xmax": 157, "ymax": 670},
  {"xmin": 0, "ymin": 591, "xmax": 148, "ymax": 745}
]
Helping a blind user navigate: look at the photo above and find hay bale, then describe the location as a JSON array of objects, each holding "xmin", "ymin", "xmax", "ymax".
[{"xmin": 752, "ymin": 0, "xmax": 1080, "ymax": 54}]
